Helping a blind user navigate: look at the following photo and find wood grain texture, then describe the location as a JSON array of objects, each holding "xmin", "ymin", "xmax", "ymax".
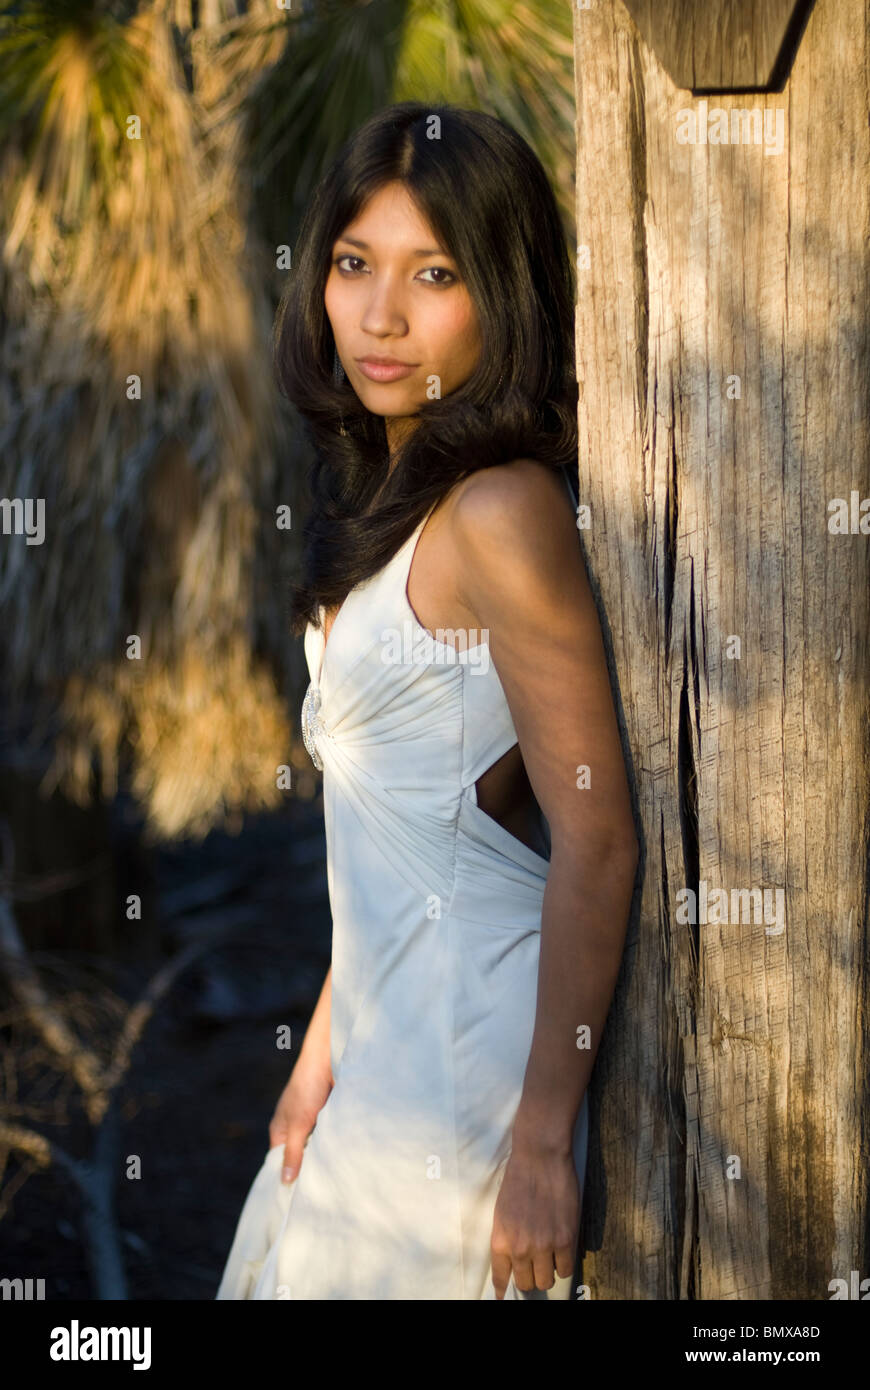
[{"xmin": 572, "ymin": 0, "xmax": 869, "ymax": 1299}]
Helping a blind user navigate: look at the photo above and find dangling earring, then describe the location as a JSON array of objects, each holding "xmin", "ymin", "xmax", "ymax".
[{"xmin": 333, "ymin": 347, "xmax": 347, "ymax": 436}]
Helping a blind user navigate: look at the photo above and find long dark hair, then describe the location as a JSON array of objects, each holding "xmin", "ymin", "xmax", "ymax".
[{"xmin": 276, "ymin": 101, "xmax": 578, "ymax": 638}]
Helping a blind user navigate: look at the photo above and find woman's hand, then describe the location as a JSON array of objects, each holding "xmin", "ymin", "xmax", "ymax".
[
  {"xmin": 489, "ymin": 1143, "xmax": 580, "ymax": 1298},
  {"xmin": 269, "ymin": 1050, "xmax": 334, "ymax": 1186}
]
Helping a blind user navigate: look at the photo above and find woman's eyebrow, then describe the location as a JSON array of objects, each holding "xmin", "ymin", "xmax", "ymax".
[{"xmin": 334, "ymin": 235, "xmax": 449, "ymax": 258}]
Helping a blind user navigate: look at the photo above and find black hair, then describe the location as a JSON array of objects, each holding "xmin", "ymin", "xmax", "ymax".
[{"xmin": 275, "ymin": 100, "xmax": 578, "ymax": 638}]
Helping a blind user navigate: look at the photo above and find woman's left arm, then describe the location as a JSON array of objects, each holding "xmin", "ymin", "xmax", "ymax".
[{"xmin": 452, "ymin": 460, "xmax": 640, "ymax": 1298}]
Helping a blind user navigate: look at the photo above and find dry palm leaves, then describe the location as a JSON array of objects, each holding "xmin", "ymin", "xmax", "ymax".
[{"xmin": 0, "ymin": 1, "xmax": 301, "ymax": 839}]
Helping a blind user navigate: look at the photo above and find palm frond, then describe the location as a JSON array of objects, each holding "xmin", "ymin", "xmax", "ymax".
[
  {"xmin": 395, "ymin": 0, "xmax": 576, "ymax": 230},
  {"xmin": 0, "ymin": 0, "xmax": 293, "ymax": 839},
  {"xmin": 233, "ymin": 0, "xmax": 576, "ymax": 244},
  {"xmin": 238, "ymin": 0, "xmax": 409, "ymax": 242},
  {"xmin": 0, "ymin": 0, "xmax": 579, "ymax": 839}
]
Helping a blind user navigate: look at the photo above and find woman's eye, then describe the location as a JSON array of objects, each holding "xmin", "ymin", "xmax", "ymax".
[
  {"xmin": 417, "ymin": 266, "xmax": 456, "ymax": 286},
  {"xmin": 332, "ymin": 256, "xmax": 455, "ymax": 285}
]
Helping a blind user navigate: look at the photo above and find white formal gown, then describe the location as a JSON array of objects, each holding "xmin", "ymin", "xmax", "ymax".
[{"xmin": 216, "ymin": 481, "xmax": 589, "ymax": 1300}]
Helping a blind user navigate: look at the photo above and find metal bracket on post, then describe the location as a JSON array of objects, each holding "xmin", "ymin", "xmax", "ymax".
[{"xmin": 619, "ymin": 0, "xmax": 815, "ymax": 93}]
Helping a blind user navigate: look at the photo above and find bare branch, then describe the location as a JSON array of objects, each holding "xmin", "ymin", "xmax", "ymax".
[
  {"xmin": 0, "ymin": 896, "xmax": 107, "ymax": 1113},
  {"xmin": 0, "ymin": 1119, "xmax": 84, "ymax": 1181}
]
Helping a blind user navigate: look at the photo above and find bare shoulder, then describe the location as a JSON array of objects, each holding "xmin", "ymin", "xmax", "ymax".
[
  {"xmin": 440, "ymin": 462, "xmax": 635, "ymax": 861},
  {"xmin": 413, "ymin": 460, "xmax": 583, "ymax": 639},
  {"xmin": 451, "ymin": 458, "xmax": 574, "ymax": 533},
  {"xmin": 446, "ymin": 459, "xmax": 579, "ymax": 593}
]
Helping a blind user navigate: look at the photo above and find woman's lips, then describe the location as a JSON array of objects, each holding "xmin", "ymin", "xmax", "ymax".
[{"xmin": 355, "ymin": 359, "xmax": 418, "ymax": 382}]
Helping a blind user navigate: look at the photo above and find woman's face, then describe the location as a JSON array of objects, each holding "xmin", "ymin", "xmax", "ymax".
[{"xmin": 324, "ymin": 182, "xmax": 482, "ymax": 445}]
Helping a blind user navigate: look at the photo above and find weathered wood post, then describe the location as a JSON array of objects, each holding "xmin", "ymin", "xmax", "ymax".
[{"xmin": 573, "ymin": 0, "xmax": 869, "ymax": 1298}]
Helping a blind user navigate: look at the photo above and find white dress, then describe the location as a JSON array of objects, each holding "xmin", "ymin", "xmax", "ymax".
[{"xmin": 216, "ymin": 487, "xmax": 589, "ymax": 1300}]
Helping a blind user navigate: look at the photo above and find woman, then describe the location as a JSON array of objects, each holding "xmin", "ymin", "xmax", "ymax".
[{"xmin": 216, "ymin": 101, "xmax": 638, "ymax": 1301}]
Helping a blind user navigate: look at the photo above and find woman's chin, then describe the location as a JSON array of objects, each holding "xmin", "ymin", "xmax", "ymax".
[{"xmin": 353, "ymin": 384, "xmax": 421, "ymax": 416}]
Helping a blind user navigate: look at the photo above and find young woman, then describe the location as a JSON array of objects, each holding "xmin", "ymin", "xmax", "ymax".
[{"xmin": 216, "ymin": 101, "xmax": 638, "ymax": 1301}]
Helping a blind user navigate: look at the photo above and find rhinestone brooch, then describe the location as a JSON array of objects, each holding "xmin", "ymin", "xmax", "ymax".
[{"xmin": 301, "ymin": 681, "xmax": 325, "ymax": 770}]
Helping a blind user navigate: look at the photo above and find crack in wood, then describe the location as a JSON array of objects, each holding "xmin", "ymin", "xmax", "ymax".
[{"xmin": 677, "ymin": 565, "xmax": 702, "ymax": 1298}]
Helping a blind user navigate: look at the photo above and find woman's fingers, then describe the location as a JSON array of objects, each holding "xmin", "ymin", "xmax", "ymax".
[
  {"xmin": 281, "ymin": 1123, "xmax": 308, "ymax": 1184},
  {"xmin": 492, "ymin": 1241, "xmax": 571, "ymax": 1295},
  {"xmin": 490, "ymin": 1250, "xmax": 512, "ymax": 1299},
  {"xmin": 267, "ymin": 1105, "xmax": 306, "ymax": 1183},
  {"xmin": 531, "ymin": 1251, "xmax": 557, "ymax": 1291},
  {"xmin": 510, "ymin": 1254, "xmax": 537, "ymax": 1293}
]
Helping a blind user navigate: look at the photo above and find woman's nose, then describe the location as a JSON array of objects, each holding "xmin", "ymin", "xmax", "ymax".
[{"xmin": 359, "ymin": 280, "xmax": 408, "ymax": 337}]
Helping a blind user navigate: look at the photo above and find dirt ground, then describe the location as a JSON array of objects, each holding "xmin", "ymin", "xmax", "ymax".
[{"xmin": 0, "ymin": 792, "xmax": 332, "ymax": 1301}]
